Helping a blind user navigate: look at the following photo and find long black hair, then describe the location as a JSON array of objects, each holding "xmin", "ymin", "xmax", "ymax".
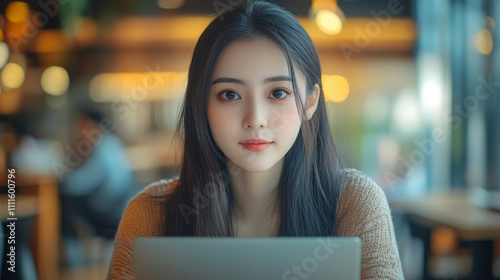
[{"xmin": 164, "ymin": 0, "xmax": 347, "ymax": 237}]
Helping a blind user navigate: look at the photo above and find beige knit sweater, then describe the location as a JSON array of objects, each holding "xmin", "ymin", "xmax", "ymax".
[{"xmin": 106, "ymin": 169, "xmax": 404, "ymax": 279}]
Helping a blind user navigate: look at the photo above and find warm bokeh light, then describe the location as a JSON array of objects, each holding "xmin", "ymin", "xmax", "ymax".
[
  {"xmin": 431, "ymin": 227, "xmax": 458, "ymax": 255},
  {"xmin": 0, "ymin": 42, "xmax": 10, "ymax": 69},
  {"xmin": 157, "ymin": 0, "xmax": 185, "ymax": 9},
  {"xmin": 34, "ymin": 30, "xmax": 71, "ymax": 53},
  {"xmin": 0, "ymin": 29, "xmax": 4, "ymax": 42},
  {"xmin": 0, "ymin": 91, "xmax": 21, "ymax": 114},
  {"xmin": 475, "ymin": 29, "xmax": 493, "ymax": 55},
  {"xmin": 74, "ymin": 17, "xmax": 99, "ymax": 45},
  {"xmin": 102, "ymin": 16, "xmax": 414, "ymax": 53},
  {"xmin": 6, "ymin": 2, "xmax": 30, "ymax": 23},
  {"xmin": 322, "ymin": 75, "xmax": 350, "ymax": 103},
  {"xmin": 1, "ymin": 62, "xmax": 25, "ymax": 89},
  {"xmin": 4, "ymin": 21, "xmax": 30, "ymax": 46},
  {"xmin": 90, "ymin": 71, "xmax": 187, "ymax": 102},
  {"xmin": 315, "ymin": 10, "xmax": 343, "ymax": 36},
  {"xmin": 41, "ymin": 66, "xmax": 70, "ymax": 96}
]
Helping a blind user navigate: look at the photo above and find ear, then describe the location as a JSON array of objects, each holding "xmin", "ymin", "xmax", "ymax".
[{"xmin": 305, "ymin": 84, "xmax": 320, "ymax": 120}]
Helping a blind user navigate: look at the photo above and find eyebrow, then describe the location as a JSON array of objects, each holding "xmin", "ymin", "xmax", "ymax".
[{"xmin": 211, "ymin": 75, "xmax": 292, "ymax": 85}]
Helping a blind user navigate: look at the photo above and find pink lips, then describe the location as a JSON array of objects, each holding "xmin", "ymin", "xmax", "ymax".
[{"xmin": 239, "ymin": 138, "xmax": 273, "ymax": 152}]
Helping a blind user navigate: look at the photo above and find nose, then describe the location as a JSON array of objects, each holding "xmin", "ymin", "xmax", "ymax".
[{"xmin": 243, "ymin": 100, "xmax": 267, "ymax": 129}]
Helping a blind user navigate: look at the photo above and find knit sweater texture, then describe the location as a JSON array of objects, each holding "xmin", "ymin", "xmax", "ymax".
[{"xmin": 106, "ymin": 169, "xmax": 404, "ymax": 279}]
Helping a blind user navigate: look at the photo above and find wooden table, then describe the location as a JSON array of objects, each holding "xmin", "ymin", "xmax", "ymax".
[
  {"xmin": 391, "ymin": 190, "xmax": 500, "ymax": 280},
  {"xmin": 1, "ymin": 195, "xmax": 39, "ymax": 279},
  {"xmin": 0, "ymin": 173, "xmax": 60, "ymax": 280}
]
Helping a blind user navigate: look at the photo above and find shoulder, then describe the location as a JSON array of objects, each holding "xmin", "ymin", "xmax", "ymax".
[
  {"xmin": 141, "ymin": 176, "xmax": 180, "ymax": 198},
  {"xmin": 337, "ymin": 169, "xmax": 390, "ymax": 228},
  {"xmin": 118, "ymin": 177, "xmax": 180, "ymax": 238},
  {"xmin": 107, "ymin": 177, "xmax": 179, "ymax": 279},
  {"xmin": 128, "ymin": 177, "xmax": 179, "ymax": 207},
  {"xmin": 342, "ymin": 168, "xmax": 386, "ymax": 202},
  {"xmin": 337, "ymin": 169, "xmax": 404, "ymax": 278}
]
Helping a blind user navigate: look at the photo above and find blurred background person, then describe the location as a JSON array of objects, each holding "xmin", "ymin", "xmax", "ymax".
[{"xmin": 59, "ymin": 108, "xmax": 135, "ymax": 267}]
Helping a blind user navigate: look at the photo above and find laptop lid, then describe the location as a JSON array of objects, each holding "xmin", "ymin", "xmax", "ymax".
[{"xmin": 133, "ymin": 237, "xmax": 361, "ymax": 280}]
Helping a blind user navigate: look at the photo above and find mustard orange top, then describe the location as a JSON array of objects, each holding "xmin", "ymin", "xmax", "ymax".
[{"xmin": 106, "ymin": 169, "xmax": 404, "ymax": 279}]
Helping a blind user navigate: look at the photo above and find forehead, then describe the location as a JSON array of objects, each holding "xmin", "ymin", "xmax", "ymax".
[{"xmin": 212, "ymin": 37, "xmax": 289, "ymax": 79}]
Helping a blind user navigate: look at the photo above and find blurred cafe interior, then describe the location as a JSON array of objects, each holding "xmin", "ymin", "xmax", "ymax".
[{"xmin": 0, "ymin": 0, "xmax": 499, "ymax": 279}]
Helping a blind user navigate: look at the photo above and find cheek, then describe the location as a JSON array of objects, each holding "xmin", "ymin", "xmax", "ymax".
[
  {"xmin": 268, "ymin": 103, "xmax": 302, "ymax": 133},
  {"xmin": 207, "ymin": 106, "xmax": 236, "ymax": 135}
]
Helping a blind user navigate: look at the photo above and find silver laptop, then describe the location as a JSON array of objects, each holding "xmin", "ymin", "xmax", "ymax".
[{"xmin": 133, "ymin": 237, "xmax": 361, "ymax": 280}]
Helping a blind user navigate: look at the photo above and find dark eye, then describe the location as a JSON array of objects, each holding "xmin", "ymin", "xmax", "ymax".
[
  {"xmin": 220, "ymin": 91, "xmax": 240, "ymax": 101},
  {"xmin": 270, "ymin": 89, "xmax": 289, "ymax": 100}
]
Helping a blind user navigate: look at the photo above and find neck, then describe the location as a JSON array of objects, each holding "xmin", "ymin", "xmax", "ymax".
[{"xmin": 229, "ymin": 157, "xmax": 283, "ymax": 224}]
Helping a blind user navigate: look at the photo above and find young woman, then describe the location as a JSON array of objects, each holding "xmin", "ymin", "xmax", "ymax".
[{"xmin": 107, "ymin": 1, "xmax": 403, "ymax": 279}]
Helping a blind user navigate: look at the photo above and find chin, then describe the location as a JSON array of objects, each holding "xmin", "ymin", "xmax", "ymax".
[
  {"xmin": 239, "ymin": 165, "xmax": 273, "ymax": 173},
  {"xmin": 228, "ymin": 156, "xmax": 281, "ymax": 174}
]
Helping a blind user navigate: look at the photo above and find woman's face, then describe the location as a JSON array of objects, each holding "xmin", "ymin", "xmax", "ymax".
[{"xmin": 207, "ymin": 37, "xmax": 309, "ymax": 173}]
